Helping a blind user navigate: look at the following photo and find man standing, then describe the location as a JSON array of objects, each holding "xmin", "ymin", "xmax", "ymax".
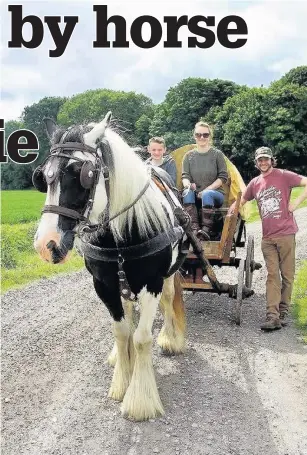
[{"xmin": 232, "ymin": 146, "xmax": 307, "ymax": 331}]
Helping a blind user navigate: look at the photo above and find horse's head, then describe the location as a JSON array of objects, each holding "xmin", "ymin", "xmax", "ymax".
[{"xmin": 33, "ymin": 112, "xmax": 113, "ymax": 264}]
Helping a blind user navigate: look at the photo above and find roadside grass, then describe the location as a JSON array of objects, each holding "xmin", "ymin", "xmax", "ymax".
[
  {"xmin": 1, "ymin": 190, "xmax": 84, "ymax": 294},
  {"xmin": 1, "ymin": 190, "xmax": 46, "ymax": 224},
  {"xmin": 1, "ymin": 221, "xmax": 83, "ymax": 294},
  {"xmin": 292, "ymin": 260, "xmax": 307, "ymax": 343},
  {"xmin": 246, "ymin": 187, "xmax": 307, "ymax": 223}
]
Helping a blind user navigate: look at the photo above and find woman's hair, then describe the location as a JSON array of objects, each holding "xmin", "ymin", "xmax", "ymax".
[{"xmin": 148, "ymin": 136, "xmax": 166, "ymax": 147}]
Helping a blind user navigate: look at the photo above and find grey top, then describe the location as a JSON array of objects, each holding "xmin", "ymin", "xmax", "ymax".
[
  {"xmin": 146, "ymin": 155, "xmax": 177, "ymax": 187},
  {"xmin": 182, "ymin": 147, "xmax": 228, "ymax": 194}
]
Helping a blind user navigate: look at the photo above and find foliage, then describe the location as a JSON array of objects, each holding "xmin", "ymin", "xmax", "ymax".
[
  {"xmin": 1, "ymin": 98, "xmax": 67, "ymax": 190},
  {"xmin": 263, "ymin": 83, "xmax": 307, "ymax": 173},
  {"xmin": 209, "ymin": 87, "xmax": 266, "ymax": 179},
  {"xmin": 134, "ymin": 114, "xmax": 153, "ymax": 145},
  {"xmin": 164, "ymin": 130, "xmax": 194, "ymax": 151},
  {"xmin": 279, "ymin": 66, "xmax": 307, "ymax": 87},
  {"xmin": 206, "ymin": 82, "xmax": 307, "ymax": 180},
  {"xmin": 150, "ymin": 78, "xmax": 241, "ymax": 135},
  {"xmin": 58, "ymin": 89, "xmax": 153, "ymax": 145},
  {"xmin": 22, "ymin": 96, "xmax": 67, "ymax": 162},
  {"xmin": 1, "ymin": 120, "xmax": 33, "ymax": 190},
  {"xmin": 2, "ymin": 67, "xmax": 307, "ymax": 190}
]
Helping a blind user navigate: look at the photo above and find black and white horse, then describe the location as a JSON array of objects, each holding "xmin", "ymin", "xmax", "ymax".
[{"xmin": 33, "ymin": 112, "xmax": 186, "ymax": 421}]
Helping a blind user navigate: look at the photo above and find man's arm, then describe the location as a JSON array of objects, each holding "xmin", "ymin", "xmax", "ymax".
[
  {"xmin": 229, "ymin": 196, "xmax": 247, "ymax": 214},
  {"xmin": 289, "ymin": 176, "xmax": 307, "ymax": 212}
]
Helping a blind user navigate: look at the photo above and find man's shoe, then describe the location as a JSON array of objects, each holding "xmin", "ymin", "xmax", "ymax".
[
  {"xmin": 279, "ymin": 312, "xmax": 288, "ymax": 327},
  {"xmin": 260, "ymin": 318, "xmax": 282, "ymax": 331}
]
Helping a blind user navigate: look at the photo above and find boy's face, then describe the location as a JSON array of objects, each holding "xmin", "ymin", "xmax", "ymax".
[{"xmin": 148, "ymin": 142, "xmax": 165, "ymax": 160}]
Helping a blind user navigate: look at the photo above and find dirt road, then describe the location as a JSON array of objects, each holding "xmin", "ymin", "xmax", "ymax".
[{"xmin": 2, "ymin": 208, "xmax": 307, "ymax": 455}]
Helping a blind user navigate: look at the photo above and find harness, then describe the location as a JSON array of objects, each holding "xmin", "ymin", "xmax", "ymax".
[{"xmin": 33, "ymin": 136, "xmax": 189, "ymax": 298}]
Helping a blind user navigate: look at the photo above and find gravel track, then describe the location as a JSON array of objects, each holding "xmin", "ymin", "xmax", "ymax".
[{"xmin": 2, "ymin": 208, "xmax": 307, "ymax": 455}]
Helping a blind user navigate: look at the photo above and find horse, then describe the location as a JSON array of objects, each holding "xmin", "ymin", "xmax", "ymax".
[{"xmin": 33, "ymin": 112, "xmax": 187, "ymax": 421}]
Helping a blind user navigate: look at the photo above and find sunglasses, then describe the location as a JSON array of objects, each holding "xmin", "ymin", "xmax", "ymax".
[{"xmin": 195, "ymin": 132, "xmax": 210, "ymax": 139}]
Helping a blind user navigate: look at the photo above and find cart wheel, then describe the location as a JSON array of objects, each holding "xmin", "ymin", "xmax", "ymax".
[
  {"xmin": 234, "ymin": 258, "xmax": 245, "ymax": 325},
  {"xmin": 245, "ymin": 235, "xmax": 254, "ymax": 288}
]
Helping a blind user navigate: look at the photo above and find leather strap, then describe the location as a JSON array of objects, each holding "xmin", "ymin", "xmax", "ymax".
[
  {"xmin": 42, "ymin": 205, "xmax": 87, "ymax": 221},
  {"xmin": 82, "ymin": 226, "xmax": 184, "ymax": 262}
]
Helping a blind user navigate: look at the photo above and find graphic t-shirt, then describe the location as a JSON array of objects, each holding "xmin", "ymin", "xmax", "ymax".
[{"xmin": 244, "ymin": 169, "xmax": 302, "ymax": 238}]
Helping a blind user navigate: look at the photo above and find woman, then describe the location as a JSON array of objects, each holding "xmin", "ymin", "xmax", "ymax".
[{"xmin": 182, "ymin": 122, "xmax": 228, "ymax": 240}]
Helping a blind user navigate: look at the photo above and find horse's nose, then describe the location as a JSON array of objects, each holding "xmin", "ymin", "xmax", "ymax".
[
  {"xmin": 46, "ymin": 240, "xmax": 65, "ymax": 264},
  {"xmin": 35, "ymin": 231, "xmax": 64, "ymax": 263}
]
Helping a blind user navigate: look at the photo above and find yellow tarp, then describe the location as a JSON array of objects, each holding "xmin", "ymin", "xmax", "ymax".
[{"xmin": 170, "ymin": 144, "xmax": 251, "ymax": 220}]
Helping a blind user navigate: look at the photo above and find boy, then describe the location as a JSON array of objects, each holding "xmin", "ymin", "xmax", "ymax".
[{"xmin": 146, "ymin": 137, "xmax": 177, "ymax": 187}]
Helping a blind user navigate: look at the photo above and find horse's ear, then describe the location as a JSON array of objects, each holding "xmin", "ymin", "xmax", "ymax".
[
  {"xmin": 83, "ymin": 111, "xmax": 113, "ymax": 147},
  {"xmin": 43, "ymin": 118, "xmax": 58, "ymax": 140},
  {"xmin": 104, "ymin": 111, "xmax": 112, "ymax": 126}
]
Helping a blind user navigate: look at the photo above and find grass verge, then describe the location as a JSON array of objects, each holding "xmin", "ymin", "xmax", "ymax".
[
  {"xmin": 292, "ymin": 260, "xmax": 307, "ymax": 343},
  {"xmin": 1, "ymin": 222, "xmax": 83, "ymax": 294}
]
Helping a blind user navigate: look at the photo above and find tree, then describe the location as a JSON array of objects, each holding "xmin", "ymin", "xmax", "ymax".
[
  {"xmin": 204, "ymin": 82, "xmax": 307, "ymax": 179},
  {"xmin": 1, "ymin": 120, "xmax": 34, "ymax": 189},
  {"xmin": 279, "ymin": 66, "xmax": 307, "ymax": 88},
  {"xmin": 22, "ymin": 96, "xmax": 67, "ymax": 163},
  {"xmin": 58, "ymin": 89, "xmax": 153, "ymax": 145},
  {"xmin": 207, "ymin": 87, "xmax": 266, "ymax": 178},
  {"xmin": 164, "ymin": 130, "xmax": 194, "ymax": 152},
  {"xmin": 134, "ymin": 114, "xmax": 152, "ymax": 145},
  {"xmin": 263, "ymin": 83, "xmax": 307, "ymax": 172},
  {"xmin": 150, "ymin": 78, "xmax": 242, "ymax": 135}
]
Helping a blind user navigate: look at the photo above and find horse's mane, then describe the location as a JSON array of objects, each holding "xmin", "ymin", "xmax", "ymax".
[{"xmin": 101, "ymin": 127, "xmax": 173, "ymax": 242}]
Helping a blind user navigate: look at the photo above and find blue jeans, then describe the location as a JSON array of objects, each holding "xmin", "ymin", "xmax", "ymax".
[{"xmin": 183, "ymin": 189, "xmax": 224, "ymax": 208}]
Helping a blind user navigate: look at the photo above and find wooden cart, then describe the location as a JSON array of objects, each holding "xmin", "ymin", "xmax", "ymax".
[{"xmin": 171, "ymin": 145, "xmax": 262, "ymax": 325}]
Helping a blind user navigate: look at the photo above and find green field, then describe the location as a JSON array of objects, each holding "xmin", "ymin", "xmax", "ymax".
[
  {"xmin": 1, "ymin": 190, "xmax": 83, "ymax": 294},
  {"xmin": 1, "ymin": 190, "xmax": 46, "ymax": 224}
]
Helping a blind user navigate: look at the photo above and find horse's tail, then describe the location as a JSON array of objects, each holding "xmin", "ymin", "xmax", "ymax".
[{"xmin": 173, "ymin": 271, "xmax": 186, "ymax": 335}]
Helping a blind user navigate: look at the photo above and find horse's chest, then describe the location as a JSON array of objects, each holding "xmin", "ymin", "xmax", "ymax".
[{"xmin": 87, "ymin": 245, "xmax": 172, "ymax": 297}]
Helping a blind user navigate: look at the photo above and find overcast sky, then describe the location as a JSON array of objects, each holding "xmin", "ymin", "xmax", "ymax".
[{"xmin": 1, "ymin": 0, "xmax": 306, "ymax": 121}]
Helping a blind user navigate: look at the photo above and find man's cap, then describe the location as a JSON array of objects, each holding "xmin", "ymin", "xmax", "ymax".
[{"xmin": 255, "ymin": 146, "xmax": 274, "ymax": 160}]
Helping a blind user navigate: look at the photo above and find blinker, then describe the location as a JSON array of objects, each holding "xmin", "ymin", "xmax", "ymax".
[{"xmin": 32, "ymin": 166, "xmax": 47, "ymax": 193}]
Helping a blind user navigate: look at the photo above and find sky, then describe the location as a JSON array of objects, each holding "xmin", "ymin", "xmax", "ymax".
[{"xmin": 1, "ymin": 0, "xmax": 307, "ymax": 121}]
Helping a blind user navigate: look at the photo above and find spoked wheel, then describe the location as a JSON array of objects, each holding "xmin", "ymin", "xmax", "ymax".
[
  {"xmin": 245, "ymin": 235, "xmax": 255, "ymax": 288},
  {"xmin": 234, "ymin": 258, "xmax": 245, "ymax": 326}
]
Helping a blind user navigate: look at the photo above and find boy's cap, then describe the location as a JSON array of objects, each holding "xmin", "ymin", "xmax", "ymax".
[{"xmin": 255, "ymin": 146, "xmax": 274, "ymax": 160}]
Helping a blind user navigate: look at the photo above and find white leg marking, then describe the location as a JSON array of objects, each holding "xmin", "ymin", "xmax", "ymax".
[
  {"xmin": 121, "ymin": 288, "xmax": 164, "ymax": 421},
  {"xmin": 108, "ymin": 301, "xmax": 136, "ymax": 401}
]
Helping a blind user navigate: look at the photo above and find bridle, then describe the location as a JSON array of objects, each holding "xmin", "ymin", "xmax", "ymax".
[{"xmin": 33, "ymin": 137, "xmax": 151, "ymax": 235}]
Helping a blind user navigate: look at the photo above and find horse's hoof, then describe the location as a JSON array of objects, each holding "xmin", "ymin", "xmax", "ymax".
[{"xmin": 158, "ymin": 347, "xmax": 176, "ymax": 356}]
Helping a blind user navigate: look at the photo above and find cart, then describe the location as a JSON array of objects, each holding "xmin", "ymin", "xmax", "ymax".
[{"xmin": 171, "ymin": 145, "xmax": 262, "ymax": 325}]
